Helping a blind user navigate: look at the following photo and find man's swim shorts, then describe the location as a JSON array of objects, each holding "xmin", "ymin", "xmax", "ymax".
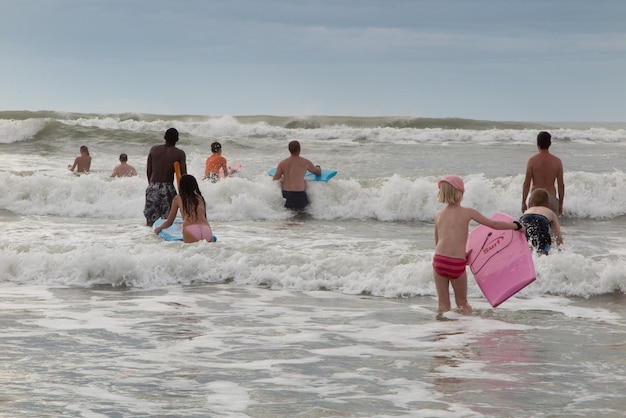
[
  {"xmin": 282, "ymin": 190, "xmax": 309, "ymax": 210},
  {"xmin": 144, "ymin": 182, "xmax": 177, "ymax": 226}
]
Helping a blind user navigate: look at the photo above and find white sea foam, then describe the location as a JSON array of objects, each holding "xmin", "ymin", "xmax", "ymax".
[
  {"xmin": 1, "ymin": 113, "xmax": 625, "ymax": 297},
  {"xmin": 1, "ymin": 209, "xmax": 624, "ymax": 299},
  {"xmin": 1, "ymin": 169, "xmax": 625, "ymax": 221}
]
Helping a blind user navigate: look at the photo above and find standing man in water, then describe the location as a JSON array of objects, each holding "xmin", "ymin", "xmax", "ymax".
[
  {"xmin": 144, "ymin": 128, "xmax": 187, "ymax": 226},
  {"xmin": 522, "ymin": 131, "xmax": 564, "ymax": 216},
  {"xmin": 272, "ymin": 140, "xmax": 322, "ymax": 210}
]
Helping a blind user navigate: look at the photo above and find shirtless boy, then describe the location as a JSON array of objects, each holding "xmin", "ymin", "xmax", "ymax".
[
  {"xmin": 143, "ymin": 128, "xmax": 187, "ymax": 226},
  {"xmin": 522, "ymin": 131, "xmax": 564, "ymax": 215},
  {"xmin": 272, "ymin": 140, "xmax": 321, "ymax": 210}
]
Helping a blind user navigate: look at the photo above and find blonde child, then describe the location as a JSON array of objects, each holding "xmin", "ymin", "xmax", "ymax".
[
  {"xmin": 154, "ymin": 174, "xmax": 214, "ymax": 243},
  {"xmin": 68, "ymin": 145, "xmax": 91, "ymax": 173},
  {"xmin": 520, "ymin": 188, "xmax": 563, "ymax": 255},
  {"xmin": 433, "ymin": 175, "xmax": 525, "ymax": 314}
]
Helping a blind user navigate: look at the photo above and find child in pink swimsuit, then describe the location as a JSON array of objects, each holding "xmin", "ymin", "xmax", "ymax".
[
  {"xmin": 433, "ymin": 175, "xmax": 524, "ymax": 315},
  {"xmin": 154, "ymin": 174, "xmax": 215, "ymax": 243}
]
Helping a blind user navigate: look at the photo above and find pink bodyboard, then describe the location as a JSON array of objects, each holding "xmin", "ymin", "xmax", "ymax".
[
  {"xmin": 466, "ymin": 212, "xmax": 536, "ymax": 307},
  {"xmin": 218, "ymin": 163, "xmax": 241, "ymax": 179}
]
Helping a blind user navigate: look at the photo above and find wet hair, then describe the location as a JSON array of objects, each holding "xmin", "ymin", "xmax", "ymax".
[
  {"xmin": 537, "ymin": 131, "xmax": 551, "ymax": 149},
  {"xmin": 211, "ymin": 142, "xmax": 222, "ymax": 153},
  {"xmin": 80, "ymin": 145, "xmax": 89, "ymax": 155},
  {"xmin": 178, "ymin": 174, "xmax": 206, "ymax": 222},
  {"xmin": 288, "ymin": 140, "xmax": 301, "ymax": 154},
  {"xmin": 119, "ymin": 153, "xmax": 128, "ymax": 162},
  {"xmin": 438, "ymin": 181, "xmax": 463, "ymax": 204},
  {"xmin": 164, "ymin": 128, "xmax": 179, "ymax": 144},
  {"xmin": 529, "ymin": 188, "xmax": 549, "ymax": 207}
]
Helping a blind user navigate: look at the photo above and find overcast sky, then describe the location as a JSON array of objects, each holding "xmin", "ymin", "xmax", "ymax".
[{"xmin": 2, "ymin": 0, "xmax": 625, "ymax": 121}]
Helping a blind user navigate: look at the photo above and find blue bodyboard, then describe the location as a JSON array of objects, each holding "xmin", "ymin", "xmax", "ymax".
[
  {"xmin": 153, "ymin": 218, "xmax": 216, "ymax": 242},
  {"xmin": 268, "ymin": 168, "xmax": 337, "ymax": 182}
]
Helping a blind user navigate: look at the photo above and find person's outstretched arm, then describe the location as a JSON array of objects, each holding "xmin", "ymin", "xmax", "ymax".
[{"xmin": 469, "ymin": 208, "xmax": 524, "ymax": 232}]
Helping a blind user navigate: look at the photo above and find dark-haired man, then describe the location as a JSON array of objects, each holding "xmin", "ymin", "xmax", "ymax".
[
  {"xmin": 522, "ymin": 131, "xmax": 564, "ymax": 216},
  {"xmin": 144, "ymin": 128, "xmax": 187, "ymax": 226}
]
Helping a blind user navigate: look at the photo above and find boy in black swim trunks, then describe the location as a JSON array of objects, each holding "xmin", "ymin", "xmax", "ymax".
[{"xmin": 520, "ymin": 188, "xmax": 564, "ymax": 255}]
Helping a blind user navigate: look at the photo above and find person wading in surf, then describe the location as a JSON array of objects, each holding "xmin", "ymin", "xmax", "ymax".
[
  {"xmin": 143, "ymin": 128, "xmax": 187, "ymax": 226},
  {"xmin": 272, "ymin": 140, "xmax": 321, "ymax": 210},
  {"xmin": 433, "ymin": 175, "xmax": 525, "ymax": 315},
  {"xmin": 522, "ymin": 131, "xmax": 565, "ymax": 216}
]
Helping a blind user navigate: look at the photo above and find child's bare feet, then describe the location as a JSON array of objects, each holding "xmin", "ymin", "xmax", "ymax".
[{"xmin": 457, "ymin": 304, "xmax": 473, "ymax": 315}]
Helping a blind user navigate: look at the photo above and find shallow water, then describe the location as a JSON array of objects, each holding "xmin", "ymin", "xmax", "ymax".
[{"xmin": 0, "ymin": 284, "xmax": 624, "ymax": 417}]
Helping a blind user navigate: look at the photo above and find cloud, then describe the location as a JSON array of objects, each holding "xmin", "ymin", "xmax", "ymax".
[{"xmin": 2, "ymin": 0, "xmax": 626, "ymax": 120}]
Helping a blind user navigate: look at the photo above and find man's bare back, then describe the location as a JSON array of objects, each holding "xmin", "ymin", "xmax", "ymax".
[
  {"xmin": 273, "ymin": 155, "xmax": 318, "ymax": 191},
  {"xmin": 272, "ymin": 141, "xmax": 320, "ymax": 192},
  {"xmin": 69, "ymin": 155, "xmax": 91, "ymax": 173},
  {"xmin": 147, "ymin": 144, "xmax": 186, "ymax": 183},
  {"xmin": 526, "ymin": 153, "xmax": 562, "ymax": 193},
  {"xmin": 111, "ymin": 162, "xmax": 137, "ymax": 177},
  {"xmin": 68, "ymin": 145, "xmax": 91, "ymax": 173},
  {"xmin": 522, "ymin": 132, "xmax": 564, "ymax": 215}
]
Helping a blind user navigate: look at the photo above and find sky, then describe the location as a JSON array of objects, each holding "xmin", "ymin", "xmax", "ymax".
[{"xmin": 2, "ymin": 0, "xmax": 626, "ymax": 121}]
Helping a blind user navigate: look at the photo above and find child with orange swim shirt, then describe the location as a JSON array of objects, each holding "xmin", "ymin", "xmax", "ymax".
[
  {"xmin": 433, "ymin": 175, "xmax": 525, "ymax": 315},
  {"xmin": 204, "ymin": 142, "xmax": 228, "ymax": 183}
]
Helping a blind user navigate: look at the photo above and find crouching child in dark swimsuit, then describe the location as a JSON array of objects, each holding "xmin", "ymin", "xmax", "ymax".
[{"xmin": 520, "ymin": 188, "xmax": 564, "ymax": 255}]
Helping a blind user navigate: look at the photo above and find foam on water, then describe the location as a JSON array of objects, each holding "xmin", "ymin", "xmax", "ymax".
[
  {"xmin": 1, "ymin": 210, "xmax": 625, "ymax": 299},
  {"xmin": 2, "ymin": 169, "xmax": 626, "ymax": 221}
]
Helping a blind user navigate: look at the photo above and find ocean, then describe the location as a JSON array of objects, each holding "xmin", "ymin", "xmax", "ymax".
[{"xmin": 1, "ymin": 110, "xmax": 625, "ymax": 417}]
